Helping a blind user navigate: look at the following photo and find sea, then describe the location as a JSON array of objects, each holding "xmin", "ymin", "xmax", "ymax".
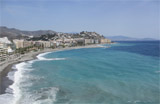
[{"xmin": 0, "ymin": 41, "xmax": 159, "ymax": 104}]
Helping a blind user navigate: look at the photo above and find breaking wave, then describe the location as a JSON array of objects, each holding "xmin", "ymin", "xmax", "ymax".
[
  {"xmin": 7, "ymin": 51, "xmax": 63, "ymax": 104},
  {"xmin": 8, "ymin": 61, "xmax": 59, "ymax": 104},
  {"xmin": 37, "ymin": 52, "xmax": 66, "ymax": 61},
  {"xmin": 9, "ymin": 62, "xmax": 31, "ymax": 104}
]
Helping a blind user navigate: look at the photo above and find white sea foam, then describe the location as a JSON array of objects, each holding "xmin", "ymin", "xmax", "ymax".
[
  {"xmin": 37, "ymin": 56, "xmax": 66, "ymax": 61},
  {"xmin": 0, "ymin": 65, "xmax": 17, "ymax": 104},
  {"xmin": 9, "ymin": 61, "xmax": 35, "ymax": 104},
  {"xmin": 97, "ymin": 45, "xmax": 110, "ymax": 48},
  {"xmin": 10, "ymin": 86, "xmax": 59, "ymax": 104},
  {"xmin": 28, "ymin": 60, "xmax": 37, "ymax": 64},
  {"xmin": 5, "ymin": 70, "xmax": 15, "ymax": 94},
  {"xmin": 37, "ymin": 52, "xmax": 66, "ymax": 61},
  {"xmin": 0, "ymin": 94, "xmax": 14, "ymax": 104},
  {"xmin": 32, "ymin": 87, "xmax": 59, "ymax": 104},
  {"xmin": 9, "ymin": 62, "xmax": 27, "ymax": 104},
  {"xmin": 1, "ymin": 52, "xmax": 62, "ymax": 104},
  {"xmin": 7, "ymin": 54, "xmax": 60, "ymax": 104},
  {"xmin": 37, "ymin": 52, "xmax": 52, "ymax": 59},
  {"xmin": 7, "ymin": 68, "xmax": 15, "ymax": 81}
]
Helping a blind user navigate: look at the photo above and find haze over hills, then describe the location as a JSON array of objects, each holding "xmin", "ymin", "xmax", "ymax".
[
  {"xmin": 106, "ymin": 36, "xmax": 158, "ymax": 41},
  {"xmin": 0, "ymin": 26, "xmax": 158, "ymax": 41},
  {"xmin": 0, "ymin": 26, "xmax": 57, "ymax": 40}
]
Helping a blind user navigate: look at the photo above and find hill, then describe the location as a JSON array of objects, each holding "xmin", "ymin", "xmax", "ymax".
[{"xmin": 0, "ymin": 26, "xmax": 57, "ymax": 40}]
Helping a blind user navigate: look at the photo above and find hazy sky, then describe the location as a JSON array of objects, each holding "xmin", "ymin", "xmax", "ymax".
[{"xmin": 0, "ymin": 0, "xmax": 159, "ymax": 39}]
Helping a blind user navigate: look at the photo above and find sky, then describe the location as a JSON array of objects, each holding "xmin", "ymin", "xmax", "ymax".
[{"xmin": 0, "ymin": 0, "xmax": 159, "ymax": 39}]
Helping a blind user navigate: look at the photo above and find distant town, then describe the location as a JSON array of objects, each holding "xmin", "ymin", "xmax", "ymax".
[{"xmin": 0, "ymin": 27, "xmax": 112, "ymax": 63}]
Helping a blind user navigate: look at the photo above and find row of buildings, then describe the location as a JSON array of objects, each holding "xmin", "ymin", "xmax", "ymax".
[
  {"xmin": 12, "ymin": 38, "xmax": 111, "ymax": 49},
  {"xmin": 0, "ymin": 37, "xmax": 13, "ymax": 61},
  {"xmin": 0, "ymin": 31, "xmax": 112, "ymax": 62}
]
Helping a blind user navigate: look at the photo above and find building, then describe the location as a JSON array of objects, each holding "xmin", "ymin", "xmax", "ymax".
[
  {"xmin": 50, "ymin": 41, "xmax": 57, "ymax": 48},
  {"xmin": 23, "ymin": 41, "xmax": 33, "ymax": 48},
  {"xmin": 63, "ymin": 38, "xmax": 76, "ymax": 46},
  {"xmin": 35, "ymin": 41, "xmax": 51, "ymax": 48},
  {"xmin": 85, "ymin": 39, "xmax": 94, "ymax": 45},
  {"xmin": 0, "ymin": 48, "xmax": 8, "ymax": 62},
  {"xmin": 13, "ymin": 39, "xmax": 24, "ymax": 49},
  {"xmin": 74, "ymin": 38, "xmax": 85, "ymax": 46},
  {"xmin": 100, "ymin": 38, "xmax": 111, "ymax": 44},
  {"xmin": 13, "ymin": 39, "xmax": 34, "ymax": 49},
  {"xmin": 94, "ymin": 39, "xmax": 100, "ymax": 44},
  {"xmin": 0, "ymin": 43, "xmax": 4, "ymax": 48},
  {"xmin": 7, "ymin": 46, "xmax": 13, "ymax": 53},
  {"xmin": 43, "ymin": 41, "xmax": 51, "ymax": 48},
  {"xmin": 56, "ymin": 39, "xmax": 63, "ymax": 46},
  {"xmin": 0, "ymin": 37, "xmax": 12, "ymax": 48}
]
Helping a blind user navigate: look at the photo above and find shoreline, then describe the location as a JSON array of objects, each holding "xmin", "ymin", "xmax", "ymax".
[{"xmin": 0, "ymin": 44, "xmax": 106, "ymax": 94}]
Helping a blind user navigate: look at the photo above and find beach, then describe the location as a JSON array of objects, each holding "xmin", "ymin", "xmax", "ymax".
[{"xmin": 0, "ymin": 44, "xmax": 104, "ymax": 94}]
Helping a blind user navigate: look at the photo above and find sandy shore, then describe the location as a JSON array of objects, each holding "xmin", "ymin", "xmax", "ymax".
[{"xmin": 0, "ymin": 44, "xmax": 104, "ymax": 94}]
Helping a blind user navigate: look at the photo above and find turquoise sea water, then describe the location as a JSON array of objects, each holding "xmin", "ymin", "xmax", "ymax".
[{"xmin": 9, "ymin": 41, "xmax": 160, "ymax": 104}]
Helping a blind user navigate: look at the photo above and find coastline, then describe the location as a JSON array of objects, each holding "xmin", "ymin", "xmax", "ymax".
[{"xmin": 0, "ymin": 44, "xmax": 105, "ymax": 94}]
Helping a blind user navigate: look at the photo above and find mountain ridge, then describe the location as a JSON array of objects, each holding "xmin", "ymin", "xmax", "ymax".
[{"xmin": 0, "ymin": 26, "xmax": 57, "ymax": 40}]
